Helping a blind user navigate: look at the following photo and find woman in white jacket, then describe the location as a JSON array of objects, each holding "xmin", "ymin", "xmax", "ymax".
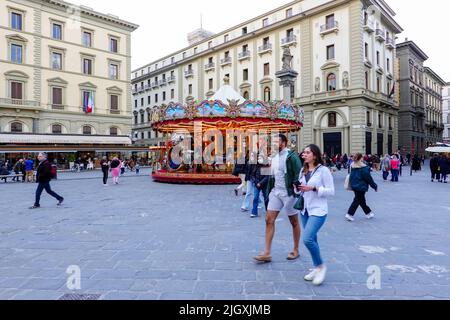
[{"xmin": 295, "ymin": 144, "xmax": 335, "ymax": 286}]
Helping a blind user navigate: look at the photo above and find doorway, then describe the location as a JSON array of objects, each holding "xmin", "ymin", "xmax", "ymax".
[{"xmin": 323, "ymin": 132, "xmax": 342, "ymax": 156}]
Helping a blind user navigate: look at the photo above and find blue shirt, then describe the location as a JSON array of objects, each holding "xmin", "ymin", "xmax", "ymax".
[{"xmin": 25, "ymin": 159, "xmax": 34, "ymax": 171}]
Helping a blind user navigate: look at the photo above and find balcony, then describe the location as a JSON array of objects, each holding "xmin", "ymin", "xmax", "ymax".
[
  {"xmin": 167, "ymin": 75, "xmax": 176, "ymax": 83},
  {"xmin": 220, "ymin": 57, "xmax": 232, "ymax": 66},
  {"xmin": 238, "ymin": 50, "xmax": 251, "ymax": 61},
  {"xmin": 281, "ymin": 35, "xmax": 297, "ymax": 47},
  {"xmin": 258, "ymin": 43, "xmax": 272, "ymax": 54},
  {"xmin": 0, "ymin": 98, "xmax": 40, "ymax": 108},
  {"xmin": 110, "ymin": 109, "xmax": 120, "ymax": 115},
  {"xmin": 205, "ymin": 62, "xmax": 215, "ymax": 71},
  {"xmin": 144, "ymin": 84, "xmax": 151, "ymax": 91},
  {"xmin": 132, "ymin": 88, "xmax": 138, "ymax": 94},
  {"xmin": 375, "ymin": 29, "xmax": 385, "ymax": 42},
  {"xmin": 185, "ymin": 69, "xmax": 194, "ymax": 78},
  {"xmin": 320, "ymin": 21, "xmax": 339, "ymax": 36},
  {"xmin": 363, "ymin": 20, "xmax": 374, "ymax": 33},
  {"xmin": 151, "ymin": 82, "xmax": 159, "ymax": 88},
  {"xmin": 137, "ymin": 86, "xmax": 145, "ymax": 93},
  {"xmin": 376, "ymin": 66, "xmax": 384, "ymax": 75},
  {"xmin": 386, "ymin": 37, "xmax": 395, "ymax": 50},
  {"xmin": 159, "ymin": 79, "xmax": 167, "ymax": 86}
]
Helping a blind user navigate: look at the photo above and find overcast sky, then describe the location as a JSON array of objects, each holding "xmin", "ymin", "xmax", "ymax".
[{"xmin": 74, "ymin": 0, "xmax": 449, "ymax": 81}]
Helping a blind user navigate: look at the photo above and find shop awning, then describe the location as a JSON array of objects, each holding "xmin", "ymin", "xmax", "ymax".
[{"xmin": 0, "ymin": 134, "xmax": 132, "ymax": 145}]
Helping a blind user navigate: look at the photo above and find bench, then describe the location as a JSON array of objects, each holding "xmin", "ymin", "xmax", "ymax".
[{"xmin": 0, "ymin": 174, "xmax": 26, "ymax": 183}]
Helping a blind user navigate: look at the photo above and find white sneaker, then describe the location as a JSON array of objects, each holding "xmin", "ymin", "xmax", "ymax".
[
  {"xmin": 366, "ymin": 213, "xmax": 375, "ymax": 220},
  {"xmin": 345, "ymin": 214, "xmax": 355, "ymax": 222},
  {"xmin": 304, "ymin": 269, "xmax": 318, "ymax": 281},
  {"xmin": 312, "ymin": 265, "xmax": 327, "ymax": 286}
]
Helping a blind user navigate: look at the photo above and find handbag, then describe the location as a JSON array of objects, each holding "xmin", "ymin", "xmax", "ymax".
[
  {"xmin": 294, "ymin": 195, "xmax": 304, "ymax": 211},
  {"xmin": 344, "ymin": 167, "xmax": 353, "ymax": 191}
]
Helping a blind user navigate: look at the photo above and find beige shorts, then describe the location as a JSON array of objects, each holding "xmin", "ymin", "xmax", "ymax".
[{"xmin": 267, "ymin": 191, "xmax": 299, "ymax": 216}]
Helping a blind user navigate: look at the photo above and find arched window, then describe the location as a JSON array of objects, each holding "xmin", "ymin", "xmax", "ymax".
[
  {"xmin": 10, "ymin": 122, "xmax": 23, "ymax": 133},
  {"xmin": 328, "ymin": 112, "xmax": 337, "ymax": 128},
  {"xmin": 52, "ymin": 124, "xmax": 62, "ymax": 134},
  {"xmin": 327, "ymin": 73, "xmax": 336, "ymax": 91},
  {"xmin": 243, "ymin": 91, "xmax": 250, "ymax": 100},
  {"xmin": 110, "ymin": 127, "xmax": 118, "ymax": 136},
  {"xmin": 82, "ymin": 125, "xmax": 92, "ymax": 135},
  {"xmin": 264, "ymin": 87, "xmax": 271, "ymax": 102}
]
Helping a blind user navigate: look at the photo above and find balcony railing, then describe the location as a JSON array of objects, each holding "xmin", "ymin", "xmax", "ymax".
[
  {"xmin": 51, "ymin": 104, "xmax": 65, "ymax": 110},
  {"xmin": 238, "ymin": 50, "xmax": 251, "ymax": 60},
  {"xmin": 0, "ymin": 98, "xmax": 40, "ymax": 107},
  {"xmin": 185, "ymin": 69, "xmax": 194, "ymax": 77},
  {"xmin": 258, "ymin": 43, "xmax": 272, "ymax": 54},
  {"xmin": 320, "ymin": 21, "xmax": 339, "ymax": 35},
  {"xmin": 167, "ymin": 75, "xmax": 176, "ymax": 83},
  {"xmin": 151, "ymin": 82, "xmax": 159, "ymax": 88},
  {"xmin": 386, "ymin": 37, "xmax": 395, "ymax": 49},
  {"xmin": 220, "ymin": 57, "xmax": 232, "ymax": 66},
  {"xmin": 375, "ymin": 29, "xmax": 385, "ymax": 42},
  {"xmin": 281, "ymin": 35, "xmax": 297, "ymax": 46},
  {"xmin": 205, "ymin": 62, "xmax": 215, "ymax": 70},
  {"xmin": 132, "ymin": 88, "xmax": 138, "ymax": 94},
  {"xmin": 159, "ymin": 79, "xmax": 167, "ymax": 86}
]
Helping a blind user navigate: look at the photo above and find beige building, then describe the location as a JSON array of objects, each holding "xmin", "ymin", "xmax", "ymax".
[
  {"xmin": 423, "ymin": 67, "xmax": 445, "ymax": 147},
  {"xmin": 0, "ymin": 0, "xmax": 139, "ymax": 163},
  {"xmin": 132, "ymin": 0, "xmax": 402, "ymax": 156}
]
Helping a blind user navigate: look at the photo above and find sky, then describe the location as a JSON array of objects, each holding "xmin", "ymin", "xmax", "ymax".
[{"xmin": 73, "ymin": 0, "xmax": 449, "ymax": 81}]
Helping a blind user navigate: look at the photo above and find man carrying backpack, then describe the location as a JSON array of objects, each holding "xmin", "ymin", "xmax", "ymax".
[{"xmin": 29, "ymin": 152, "xmax": 64, "ymax": 209}]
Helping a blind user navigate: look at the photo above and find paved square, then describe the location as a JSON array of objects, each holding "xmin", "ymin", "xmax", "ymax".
[{"xmin": 0, "ymin": 167, "xmax": 449, "ymax": 300}]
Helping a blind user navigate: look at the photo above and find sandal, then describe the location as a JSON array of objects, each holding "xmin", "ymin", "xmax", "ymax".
[
  {"xmin": 287, "ymin": 252, "xmax": 300, "ymax": 261},
  {"xmin": 253, "ymin": 254, "xmax": 272, "ymax": 263}
]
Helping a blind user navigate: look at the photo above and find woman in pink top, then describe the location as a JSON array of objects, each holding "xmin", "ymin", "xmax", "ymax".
[
  {"xmin": 110, "ymin": 157, "xmax": 122, "ymax": 185},
  {"xmin": 390, "ymin": 155, "xmax": 400, "ymax": 182}
]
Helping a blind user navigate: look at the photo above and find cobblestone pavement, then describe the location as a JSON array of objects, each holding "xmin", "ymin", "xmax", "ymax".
[{"xmin": 0, "ymin": 166, "xmax": 449, "ymax": 300}]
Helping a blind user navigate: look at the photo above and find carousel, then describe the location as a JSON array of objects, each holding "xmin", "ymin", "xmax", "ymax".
[{"xmin": 149, "ymin": 78, "xmax": 304, "ymax": 184}]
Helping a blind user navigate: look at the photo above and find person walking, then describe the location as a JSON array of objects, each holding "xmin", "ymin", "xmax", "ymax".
[
  {"xmin": 12, "ymin": 159, "xmax": 24, "ymax": 182},
  {"xmin": 110, "ymin": 157, "xmax": 121, "ymax": 185},
  {"xmin": 232, "ymin": 155, "xmax": 248, "ymax": 197},
  {"xmin": 390, "ymin": 155, "xmax": 400, "ymax": 182},
  {"xmin": 253, "ymin": 134, "xmax": 302, "ymax": 263},
  {"xmin": 412, "ymin": 154, "xmax": 421, "ymax": 172},
  {"xmin": 241, "ymin": 152, "xmax": 258, "ymax": 212},
  {"xmin": 430, "ymin": 154, "xmax": 440, "ymax": 182},
  {"xmin": 120, "ymin": 159, "xmax": 126, "ymax": 175},
  {"xmin": 100, "ymin": 156, "xmax": 110, "ymax": 186},
  {"xmin": 294, "ymin": 144, "xmax": 335, "ymax": 286},
  {"xmin": 249, "ymin": 156, "xmax": 269, "ymax": 218},
  {"xmin": 381, "ymin": 154, "xmax": 391, "ymax": 181},
  {"xmin": 29, "ymin": 153, "xmax": 64, "ymax": 209},
  {"xmin": 438, "ymin": 154, "xmax": 449, "ymax": 183},
  {"xmin": 345, "ymin": 153, "xmax": 378, "ymax": 222},
  {"xmin": 135, "ymin": 162, "xmax": 141, "ymax": 175}
]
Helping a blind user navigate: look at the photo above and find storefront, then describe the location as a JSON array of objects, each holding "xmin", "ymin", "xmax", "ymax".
[{"xmin": 0, "ymin": 133, "xmax": 149, "ymax": 169}]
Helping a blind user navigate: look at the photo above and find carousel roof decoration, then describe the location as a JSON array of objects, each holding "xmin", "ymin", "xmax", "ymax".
[{"xmin": 150, "ymin": 77, "xmax": 304, "ymax": 132}]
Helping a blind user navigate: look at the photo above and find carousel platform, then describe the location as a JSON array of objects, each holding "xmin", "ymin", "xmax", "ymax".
[{"xmin": 151, "ymin": 170, "xmax": 241, "ymax": 185}]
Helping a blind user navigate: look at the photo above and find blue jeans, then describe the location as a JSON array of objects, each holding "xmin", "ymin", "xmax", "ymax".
[
  {"xmin": 301, "ymin": 211, "xmax": 327, "ymax": 267},
  {"xmin": 391, "ymin": 169, "xmax": 399, "ymax": 182},
  {"xmin": 241, "ymin": 181, "xmax": 254, "ymax": 210},
  {"xmin": 382, "ymin": 171, "xmax": 389, "ymax": 181},
  {"xmin": 35, "ymin": 182, "xmax": 63, "ymax": 206}
]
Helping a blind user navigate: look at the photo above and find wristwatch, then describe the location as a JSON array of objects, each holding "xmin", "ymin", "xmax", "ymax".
[{"xmin": 313, "ymin": 187, "xmax": 318, "ymax": 192}]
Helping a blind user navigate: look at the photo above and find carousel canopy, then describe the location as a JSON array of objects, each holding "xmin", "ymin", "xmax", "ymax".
[{"xmin": 211, "ymin": 84, "xmax": 245, "ymax": 103}]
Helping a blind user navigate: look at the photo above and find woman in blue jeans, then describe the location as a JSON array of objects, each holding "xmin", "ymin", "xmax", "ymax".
[{"xmin": 295, "ymin": 144, "xmax": 335, "ymax": 286}]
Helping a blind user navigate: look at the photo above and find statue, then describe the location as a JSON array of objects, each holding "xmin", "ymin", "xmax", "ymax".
[
  {"xmin": 282, "ymin": 47, "xmax": 293, "ymax": 71},
  {"xmin": 223, "ymin": 76, "xmax": 230, "ymax": 85},
  {"xmin": 342, "ymin": 72, "xmax": 349, "ymax": 89},
  {"xmin": 315, "ymin": 77, "xmax": 320, "ymax": 92}
]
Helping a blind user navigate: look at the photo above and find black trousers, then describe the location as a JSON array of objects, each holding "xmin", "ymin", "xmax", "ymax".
[
  {"xmin": 102, "ymin": 170, "xmax": 109, "ymax": 184},
  {"xmin": 35, "ymin": 182, "xmax": 63, "ymax": 206},
  {"xmin": 348, "ymin": 191, "xmax": 372, "ymax": 216}
]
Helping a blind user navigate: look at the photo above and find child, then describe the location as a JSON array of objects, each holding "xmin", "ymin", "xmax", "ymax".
[{"xmin": 135, "ymin": 163, "xmax": 140, "ymax": 174}]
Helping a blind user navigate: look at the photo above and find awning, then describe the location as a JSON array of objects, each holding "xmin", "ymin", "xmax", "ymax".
[{"xmin": 0, "ymin": 134, "xmax": 132, "ymax": 145}]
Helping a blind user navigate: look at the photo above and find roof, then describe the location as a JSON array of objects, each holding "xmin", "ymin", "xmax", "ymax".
[
  {"xmin": 424, "ymin": 67, "xmax": 446, "ymax": 86},
  {"xmin": 34, "ymin": 0, "xmax": 139, "ymax": 31},
  {"xmin": 396, "ymin": 41, "xmax": 429, "ymax": 61}
]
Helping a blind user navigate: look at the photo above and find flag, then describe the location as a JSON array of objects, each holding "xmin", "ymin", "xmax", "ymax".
[
  {"xmin": 388, "ymin": 83, "xmax": 395, "ymax": 99},
  {"xmin": 83, "ymin": 91, "xmax": 94, "ymax": 113}
]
